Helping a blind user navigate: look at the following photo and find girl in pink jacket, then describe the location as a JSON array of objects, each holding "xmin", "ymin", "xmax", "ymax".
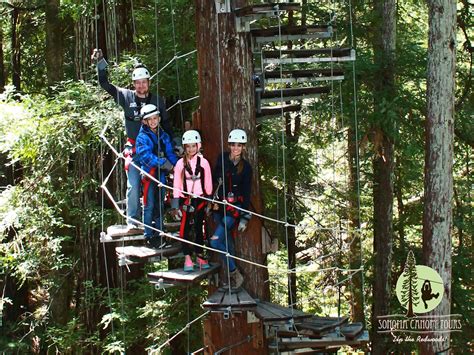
[{"xmin": 172, "ymin": 130, "xmax": 213, "ymax": 271}]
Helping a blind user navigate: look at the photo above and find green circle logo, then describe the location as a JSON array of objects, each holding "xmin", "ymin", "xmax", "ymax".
[{"xmin": 395, "ymin": 251, "xmax": 444, "ymax": 316}]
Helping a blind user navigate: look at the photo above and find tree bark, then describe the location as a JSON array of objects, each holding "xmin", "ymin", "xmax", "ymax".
[
  {"xmin": 45, "ymin": 0, "xmax": 63, "ymax": 86},
  {"xmin": 11, "ymin": 7, "xmax": 21, "ymax": 91},
  {"xmin": 348, "ymin": 126, "xmax": 364, "ymax": 324},
  {"xmin": 196, "ymin": 1, "xmax": 269, "ymax": 353},
  {"xmin": 421, "ymin": 0, "xmax": 456, "ymax": 353},
  {"xmin": 0, "ymin": 24, "xmax": 5, "ymax": 91},
  {"xmin": 117, "ymin": 0, "xmax": 135, "ymax": 54},
  {"xmin": 371, "ymin": 0, "xmax": 396, "ymax": 353}
]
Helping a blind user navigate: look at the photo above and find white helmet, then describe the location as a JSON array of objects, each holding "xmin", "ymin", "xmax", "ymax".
[
  {"xmin": 140, "ymin": 104, "xmax": 159, "ymax": 119},
  {"xmin": 228, "ymin": 129, "xmax": 247, "ymax": 143},
  {"xmin": 132, "ymin": 67, "xmax": 150, "ymax": 81},
  {"xmin": 182, "ymin": 130, "xmax": 201, "ymax": 145}
]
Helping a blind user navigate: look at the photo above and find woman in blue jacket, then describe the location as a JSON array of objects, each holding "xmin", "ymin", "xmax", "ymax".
[{"xmin": 136, "ymin": 104, "xmax": 178, "ymax": 247}]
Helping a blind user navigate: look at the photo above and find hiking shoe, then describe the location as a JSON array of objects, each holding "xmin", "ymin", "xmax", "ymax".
[
  {"xmin": 230, "ymin": 268, "xmax": 244, "ymax": 289},
  {"xmin": 184, "ymin": 255, "xmax": 194, "ymax": 272},
  {"xmin": 145, "ymin": 237, "xmax": 163, "ymax": 249},
  {"xmin": 197, "ymin": 256, "xmax": 210, "ymax": 270}
]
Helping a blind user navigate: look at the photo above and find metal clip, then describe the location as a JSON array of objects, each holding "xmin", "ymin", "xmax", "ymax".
[{"xmin": 215, "ymin": 0, "xmax": 231, "ymax": 13}]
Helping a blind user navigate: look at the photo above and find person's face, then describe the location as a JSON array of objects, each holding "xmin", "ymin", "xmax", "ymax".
[
  {"xmin": 134, "ymin": 79, "xmax": 150, "ymax": 96},
  {"xmin": 229, "ymin": 143, "xmax": 243, "ymax": 158},
  {"xmin": 144, "ymin": 114, "xmax": 160, "ymax": 129},
  {"xmin": 185, "ymin": 143, "xmax": 198, "ymax": 157}
]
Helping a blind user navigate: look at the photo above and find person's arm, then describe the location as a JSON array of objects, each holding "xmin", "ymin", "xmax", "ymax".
[
  {"xmin": 202, "ymin": 158, "xmax": 213, "ymax": 196},
  {"xmin": 136, "ymin": 134, "xmax": 160, "ymax": 171},
  {"xmin": 172, "ymin": 159, "xmax": 184, "ymax": 199},
  {"xmin": 95, "ymin": 55, "xmax": 127, "ymax": 107}
]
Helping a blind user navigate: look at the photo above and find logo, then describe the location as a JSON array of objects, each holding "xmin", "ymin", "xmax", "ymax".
[
  {"xmin": 395, "ymin": 250, "xmax": 443, "ymax": 316},
  {"xmin": 377, "ymin": 251, "xmax": 462, "ymax": 344}
]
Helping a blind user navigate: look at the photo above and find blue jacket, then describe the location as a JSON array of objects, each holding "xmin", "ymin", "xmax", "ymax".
[{"xmin": 136, "ymin": 125, "xmax": 178, "ymax": 182}]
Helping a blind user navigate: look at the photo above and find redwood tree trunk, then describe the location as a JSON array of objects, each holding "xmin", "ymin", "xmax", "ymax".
[
  {"xmin": 45, "ymin": 0, "xmax": 63, "ymax": 85},
  {"xmin": 11, "ymin": 7, "xmax": 21, "ymax": 91},
  {"xmin": 348, "ymin": 126, "xmax": 364, "ymax": 323},
  {"xmin": 0, "ymin": 24, "xmax": 5, "ymax": 91},
  {"xmin": 196, "ymin": 1, "xmax": 269, "ymax": 353},
  {"xmin": 421, "ymin": 0, "xmax": 456, "ymax": 353},
  {"xmin": 371, "ymin": 0, "xmax": 396, "ymax": 353}
]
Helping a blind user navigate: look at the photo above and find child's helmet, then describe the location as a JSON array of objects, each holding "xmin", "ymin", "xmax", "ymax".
[
  {"xmin": 140, "ymin": 104, "xmax": 159, "ymax": 119},
  {"xmin": 182, "ymin": 130, "xmax": 201, "ymax": 144}
]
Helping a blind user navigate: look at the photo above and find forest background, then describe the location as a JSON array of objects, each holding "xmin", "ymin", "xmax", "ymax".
[{"xmin": 0, "ymin": 0, "xmax": 471, "ymax": 354}]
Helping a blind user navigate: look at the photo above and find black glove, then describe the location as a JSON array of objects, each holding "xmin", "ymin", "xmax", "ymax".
[{"xmin": 161, "ymin": 159, "xmax": 174, "ymax": 172}]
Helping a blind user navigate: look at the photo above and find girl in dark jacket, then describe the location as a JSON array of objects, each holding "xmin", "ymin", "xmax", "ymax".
[{"xmin": 210, "ymin": 129, "xmax": 252, "ymax": 289}]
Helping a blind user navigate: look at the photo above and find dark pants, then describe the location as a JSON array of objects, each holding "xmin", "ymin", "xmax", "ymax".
[{"xmin": 180, "ymin": 198, "xmax": 207, "ymax": 256}]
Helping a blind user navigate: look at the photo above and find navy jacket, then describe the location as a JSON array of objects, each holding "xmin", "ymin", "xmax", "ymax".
[
  {"xmin": 97, "ymin": 58, "xmax": 173, "ymax": 140},
  {"xmin": 213, "ymin": 152, "xmax": 252, "ymax": 211}
]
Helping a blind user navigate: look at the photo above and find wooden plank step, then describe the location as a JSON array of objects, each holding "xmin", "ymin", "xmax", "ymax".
[
  {"xmin": 106, "ymin": 224, "xmax": 144, "ymax": 238},
  {"xmin": 252, "ymin": 25, "xmax": 332, "ymax": 43},
  {"xmin": 100, "ymin": 233, "xmax": 145, "ymax": 243},
  {"xmin": 295, "ymin": 316, "xmax": 349, "ymax": 335},
  {"xmin": 203, "ymin": 288, "xmax": 257, "ymax": 310},
  {"xmin": 260, "ymin": 86, "xmax": 330, "ymax": 104},
  {"xmin": 257, "ymin": 103, "xmax": 301, "ymax": 117},
  {"xmin": 262, "ymin": 48, "xmax": 356, "ymax": 64},
  {"xmin": 276, "ymin": 330, "xmax": 320, "ymax": 339},
  {"xmin": 340, "ymin": 322, "xmax": 364, "ymax": 340},
  {"xmin": 262, "ymin": 69, "xmax": 344, "ymax": 84},
  {"xmin": 148, "ymin": 263, "xmax": 220, "ymax": 285},
  {"xmin": 235, "ymin": 3, "xmax": 300, "ymax": 17},
  {"xmin": 116, "ymin": 242, "xmax": 181, "ymax": 262},
  {"xmin": 255, "ymin": 301, "xmax": 312, "ymax": 323},
  {"xmin": 270, "ymin": 330, "xmax": 368, "ymax": 351}
]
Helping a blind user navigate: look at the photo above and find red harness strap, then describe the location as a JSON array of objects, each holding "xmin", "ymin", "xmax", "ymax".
[
  {"xmin": 142, "ymin": 167, "xmax": 157, "ymax": 206},
  {"xmin": 124, "ymin": 138, "xmax": 137, "ymax": 171},
  {"xmin": 179, "ymin": 198, "xmax": 207, "ymax": 238}
]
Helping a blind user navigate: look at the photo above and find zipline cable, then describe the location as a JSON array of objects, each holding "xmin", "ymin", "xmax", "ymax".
[
  {"xmin": 347, "ymin": 0, "xmax": 367, "ymax": 323},
  {"xmin": 95, "ymin": 0, "xmax": 115, "ymax": 338}
]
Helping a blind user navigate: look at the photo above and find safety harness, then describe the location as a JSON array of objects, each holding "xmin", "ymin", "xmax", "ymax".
[{"xmin": 179, "ymin": 156, "xmax": 208, "ymax": 238}]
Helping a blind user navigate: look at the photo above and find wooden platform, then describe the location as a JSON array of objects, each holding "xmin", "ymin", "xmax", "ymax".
[
  {"xmin": 106, "ymin": 224, "xmax": 144, "ymax": 238},
  {"xmin": 262, "ymin": 68, "xmax": 345, "ymax": 84},
  {"xmin": 269, "ymin": 330, "xmax": 369, "ymax": 351},
  {"xmin": 203, "ymin": 288, "xmax": 257, "ymax": 311},
  {"xmin": 235, "ymin": 3, "xmax": 300, "ymax": 17},
  {"xmin": 295, "ymin": 316, "xmax": 349, "ymax": 336},
  {"xmin": 260, "ymin": 86, "xmax": 330, "ymax": 103},
  {"xmin": 262, "ymin": 48, "xmax": 356, "ymax": 64},
  {"xmin": 340, "ymin": 322, "xmax": 364, "ymax": 340},
  {"xmin": 257, "ymin": 103, "xmax": 301, "ymax": 118},
  {"xmin": 115, "ymin": 243, "xmax": 181, "ymax": 264},
  {"xmin": 147, "ymin": 263, "xmax": 220, "ymax": 286},
  {"xmin": 100, "ymin": 234, "xmax": 145, "ymax": 243},
  {"xmin": 255, "ymin": 301, "xmax": 312, "ymax": 323},
  {"xmin": 252, "ymin": 24, "xmax": 332, "ymax": 44},
  {"xmin": 101, "ymin": 222, "xmax": 180, "ymax": 243}
]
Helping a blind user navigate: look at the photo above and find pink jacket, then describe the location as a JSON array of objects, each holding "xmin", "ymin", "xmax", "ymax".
[{"xmin": 173, "ymin": 154, "xmax": 213, "ymax": 198}]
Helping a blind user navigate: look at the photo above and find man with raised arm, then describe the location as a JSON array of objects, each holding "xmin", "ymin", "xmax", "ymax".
[{"xmin": 92, "ymin": 49, "xmax": 174, "ymax": 230}]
